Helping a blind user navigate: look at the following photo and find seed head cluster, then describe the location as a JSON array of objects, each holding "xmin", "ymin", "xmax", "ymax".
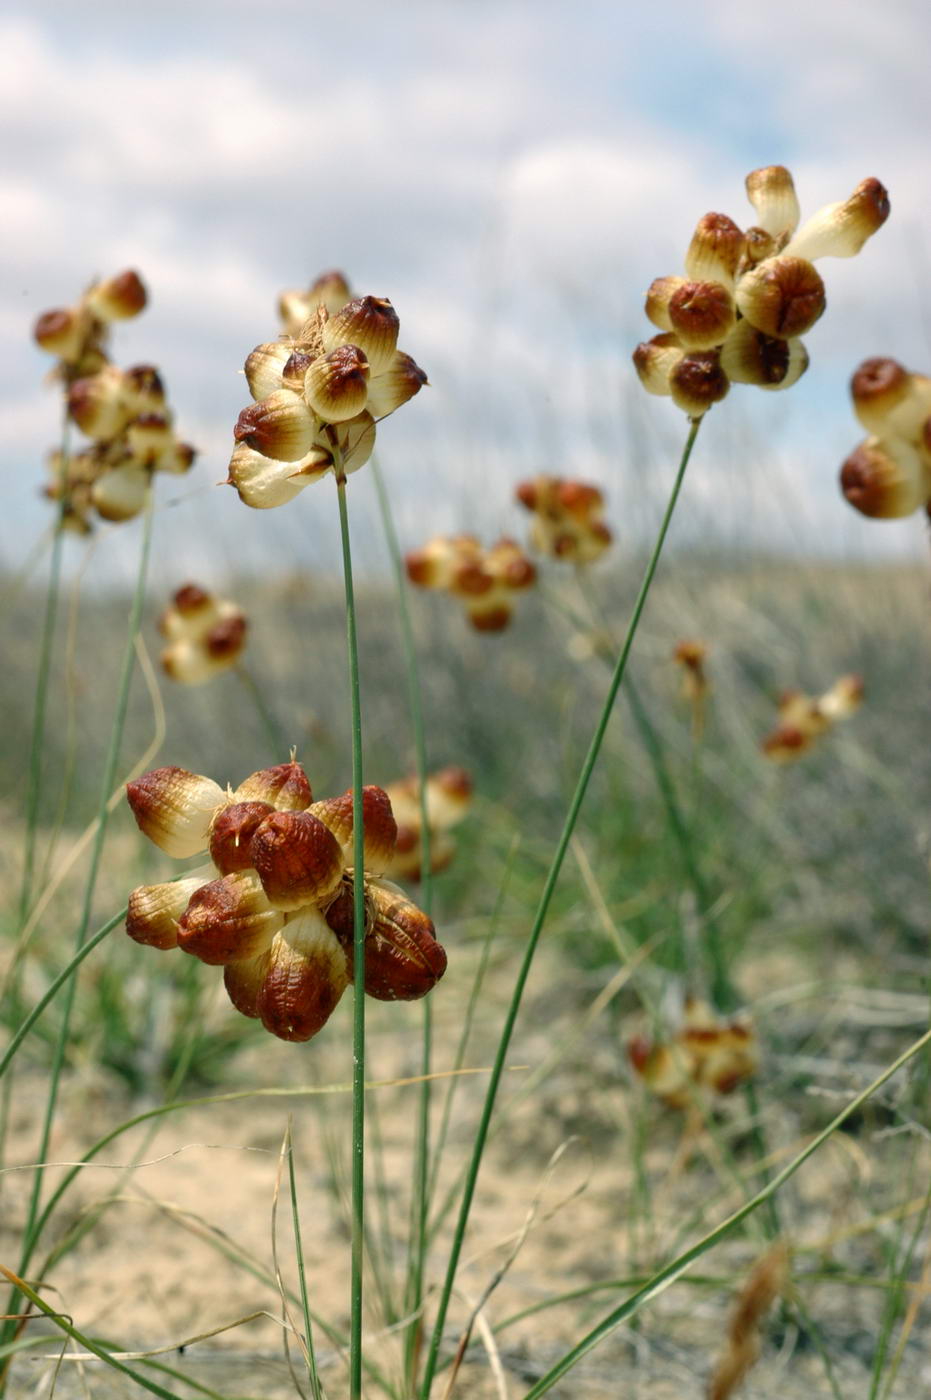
[
  {"xmin": 159, "ymin": 584, "xmax": 247, "ymax": 686},
  {"xmin": 126, "ymin": 760, "xmax": 446, "ymax": 1042},
  {"xmin": 515, "ymin": 476, "xmax": 612, "ymax": 564},
  {"xmin": 761, "ymin": 674, "xmax": 863, "ymax": 763},
  {"xmin": 634, "ymin": 167, "xmax": 889, "ymax": 417},
  {"xmin": 34, "ymin": 271, "xmax": 196, "ymax": 531},
  {"xmin": 405, "ymin": 535, "xmax": 537, "ymax": 632},
  {"xmin": 228, "ymin": 292, "xmax": 427, "ymax": 509},
  {"xmin": 628, "ymin": 998, "xmax": 758, "ymax": 1109},
  {"xmin": 382, "ymin": 767, "xmax": 474, "ymax": 883},
  {"xmin": 840, "ymin": 357, "xmax": 931, "ymax": 519}
]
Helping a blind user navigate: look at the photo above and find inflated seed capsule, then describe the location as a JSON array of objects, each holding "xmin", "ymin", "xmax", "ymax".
[
  {"xmin": 323, "ymin": 296, "xmax": 400, "ymax": 376},
  {"xmin": 233, "ymin": 389, "xmax": 317, "ymax": 463},
  {"xmin": 840, "ymin": 436, "xmax": 928, "ymax": 519}
]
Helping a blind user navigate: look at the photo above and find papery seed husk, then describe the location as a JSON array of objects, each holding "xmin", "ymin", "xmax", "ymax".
[
  {"xmin": 85, "ymin": 269, "xmax": 147, "ymax": 320},
  {"xmin": 840, "ymin": 436, "xmax": 927, "ymax": 519},
  {"xmin": 278, "ymin": 291, "xmax": 313, "ymax": 339},
  {"xmin": 882, "ymin": 374, "xmax": 931, "ymax": 443},
  {"xmin": 281, "ymin": 351, "xmax": 314, "ymax": 392},
  {"xmin": 234, "ymin": 761, "xmax": 312, "ymax": 810},
  {"xmin": 304, "ymin": 346, "xmax": 370, "ymax": 423},
  {"xmin": 644, "ymin": 276, "xmax": 686, "ymax": 332},
  {"xmin": 310, "ymin": 785, "xmax": 397, "ymax": 876},
  {"xmin": 251, "ymin": 809, "xmax": 344, "ymax": 910},
  {"xmin": 819, "ymin": 674, "xmax": 864, "ymax": 721},
  {"xmin": 667, "ymin": 280, "xmax": 736, "ymax": 351},
  {"xmin": 127, "ymin": 766, "xmax": 226, "ymax": 857},
  {"xmin": 227, "ymin": 443, "xmax": 326, "ymax": 510},
  {"xmin": 365, "ymin": 352, "xmax": 428, "ymax": 418},
  {"xmin": 486, "ymin": 539, "xmax": 536, "ymax": 590},
  {"xmin": 425, "ymin": 768, "xmax": 473, "ymax": 829},
  {"xmin": 685, "ymin": 213, "xmax": 747, "ymax": 286},
  {"xmin": 68, "ymin": 366, "xmax": 130, "ymax": 440},
  {"xmin": 209, "ymin": 800, "xmax": 275, "ymax": 873},
  {"xmin": 742, "ymin": 227, "xmax": 777, "ymax": 267},
  {"xmin": 244, "ymin": 342, "xmax": 294, "ymax": 401},
  {"xmin": 783, "ymin": 177, "xmax": 890, "ymax": 261},
  {"xmin": 233, "ymin": 389, "xmax": 316, "ymax": 463},
  {"xmin": 308, "ymin": 270, "xmax": 353, "ymax": 314},
  {"xmin": 669, "ymin": 351, "xmax": 729, "ymax": 416},
  {"xmin": 256, "ymin": 910, "xmax": 349, "ymax": 1041},
  {"xmin": 323, "ymin": 296, "xmax": 400, "ymax": 377},
  {"xmin": 632, "ymin": 334, "xmax": 683, "ymax": 397},
  {"xmin": 745, "ymin": 166, "xmax": 800, "ymax": 237},
  {"xmin": 735, "ymin": 256, "xmax": 825, "ymax": 339},
  {"xmin": 177, "ymin": 871, "xmax": 282, "ymax": 964},
  {"xmin": 91, "ymin": 464, "xmax": 150, "ymax": 522},
  {"xmin": 126, "ymin": 875, "xmax": 207, "ymax": 949}
]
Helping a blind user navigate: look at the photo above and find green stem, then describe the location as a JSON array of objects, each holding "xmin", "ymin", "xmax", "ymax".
[
  {"xmin": 523, "ymin": 1024, "xmax": 931, "ymax": 1397},
  {"xmin": 370, "ymin": 456, "xmax": 434, "ymax": 1388},
  {"xmin": 18, "ymin": 433, "xmax": 70, "ymax": 928},
  {"xmin": 288, "ymin": 1124, "xmax": 323, "ymax": 1400},
  {"xmin": 335, "ymin": 469, "xmax": 367, "ymax": 1400},
  {"xmin": 419, "ymin": 418, "xmax": 702, "ymax": 1395},
  {"xmin": 7, "ymin": 487, "xmax": 154, "ymax": 1335}
]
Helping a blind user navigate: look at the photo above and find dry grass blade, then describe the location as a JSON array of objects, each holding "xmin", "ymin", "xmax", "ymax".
[
  {"xmin": 706, "ymin": 1242, "xmax": 789, "ymax": 1399},
  {"xmin": 443, "ymin": 1138, "xmax": 586, "ymax": 1399}
]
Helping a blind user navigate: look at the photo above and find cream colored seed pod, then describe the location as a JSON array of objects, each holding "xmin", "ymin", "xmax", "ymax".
[
  {"xmin": 126, "ymin": 875, "xmax": 209, "ymax": 950},
  {"xmin": 840, "ymin": 436, "xmax": 928, "ymax": 519},
  {"xmin": 365, "ymin": 352, "xmax": 429, "ymax": 418},
  {"xmin": 227, "ymin": 442, "xmax": 331, "ymax": 510},
  {"xmin": 233, "ymin": 761, "xmax": 313, "ymax": 811},
  {"xmin": 34, "ymin": 307, "xmax": 88, "ymax": 362},
  {"xmin": 644, "ymin": 276, "xmax": 686, "ymax": 332},
  {"xmin": 127, "ymin": 413, "xmax": 174, "ymax": 464},
  {"xmin": 783, "ymin": 177, "xmax": 890, "ymax": 261},
  {"xmin": 244, "ymin": 342, "xmax": 294, "ymax": 401},
  {"xmin": 744, "ymin": 165, "xmax": 800, "ymax": 237},
  {"xmin": 685, "ymin": 213, "xmax": 746, "ymax": 286},
  {"xmin": 328, "ymin": 412, "xmax": 377, "ymax": 475},
  {"xmin": 309, "ymin": 785, "xmax": 397, "ymax": 877},
  {"xmin": 92, "ymin": 463, "xmax": 150, "ymax": 521},
  {"xmin": 126, "ymin": 766, "xmax": 226, "ymax": 858},
  {"xmin": 303, "ymin": 345, "xmax": 370, "ymax": 423},
  {"xmin": 233, "ymin": 389, "xmax": 317, "ymax": 463},
  {"xmin": 632, "ymin": 334, "xmax": 684, "ymax": 397},
  {"xmin": 68, "ymin": 365, "xmax": 130, "ymax": 440},
  {"xmin": 84, "ymin": 269, "xmax": 147, "ymax": 321},
  {"xmin": 850, "ymin": 358, "xmax": 912, "ymax": 435},
  {"xmin": 323, "ymin": 296, "xmax": 400, "ymax": 377}
]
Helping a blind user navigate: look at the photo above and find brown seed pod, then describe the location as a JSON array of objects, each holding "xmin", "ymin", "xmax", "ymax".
[
  {"xmin": 250, "ymin": 809, "xmax": 345, "ymax": 910},
  {"xmin": 667, "ymin": 280, "xmax": 736, "ymax": 351},
  {"xmin": 205, "ymin": 614, "xmax": 247, "ymax": 659},
  {"xmin": 303, "ymin": 345, "xmax": 370, "ymax": 423},
  {"xmin": 209, "ymin": 800, "xmax": 274, "ymax": 873},
  {"xmin": 327, "ymin": 877, "xmax": 446, "ymax": 1000},
  {"xmin": 177, "ymin": 871, "xmax": 283, "ymax": 964},
  {"xmin": 233, "ymin": 389, "xmax": 316, "ymax": 462},
  {"xmin": 669, "ymin": 350, "xmax": 730, "ymax": 416},
  {"xmin": 840, "ymin": 437, "xmax": 927, "ymax": 518},
  {"xmin": 309, "ymin": 785, "xmax": 398, "ymax": 876},
  {"xmin": 256, "ymin": 910, "xmax": 349, "ymax": 1041},
  {"xmin": 323, "ymin": 295, "xmax": 401, "ymax": 376},
  {"xmin": 850, "ymin": 357, "xmax": 912, "ymax": 434},
  {"xmin": 233, "ymin": 761, "xmax": 312, "ymax": 811}
]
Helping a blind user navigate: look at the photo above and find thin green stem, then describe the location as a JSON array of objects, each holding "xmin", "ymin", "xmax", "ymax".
[
  {"xmin": 288, "ymin": 1125, "xmax": 323, "ymax": 1400},
  {"xmin": 7, "ymin": 487, "xmax": 154, "ymax": 1335},
  {"xmin": 370, "ymin": 455, "xmax": 434, "ymax": 1388},
  {"xmin": 523, "ymin": 1025, "xmax": 931, "ymax": 1397},
  {"xmin": 335, "ymin": 469, "xmax": 367, "ymax": 1400},
  {"xmin": 419, "ymin": 418, "xmax": 702, "ymax": 1396}
]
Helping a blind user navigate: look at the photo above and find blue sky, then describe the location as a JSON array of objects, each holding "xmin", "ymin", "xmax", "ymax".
[{"xmin": 4, "ymin": 0, "xmax": 931, "ymax": 586}]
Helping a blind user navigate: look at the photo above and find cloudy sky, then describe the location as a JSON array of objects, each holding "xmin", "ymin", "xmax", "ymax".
[{"xmin": 4, "ymin": 0, "xmax": 931, "ymax": 586}]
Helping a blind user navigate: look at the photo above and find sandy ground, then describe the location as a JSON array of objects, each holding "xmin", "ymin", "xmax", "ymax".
[{"xmin": 3, "ymin": 940, "xmax": 931, "ymax": 1398}]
